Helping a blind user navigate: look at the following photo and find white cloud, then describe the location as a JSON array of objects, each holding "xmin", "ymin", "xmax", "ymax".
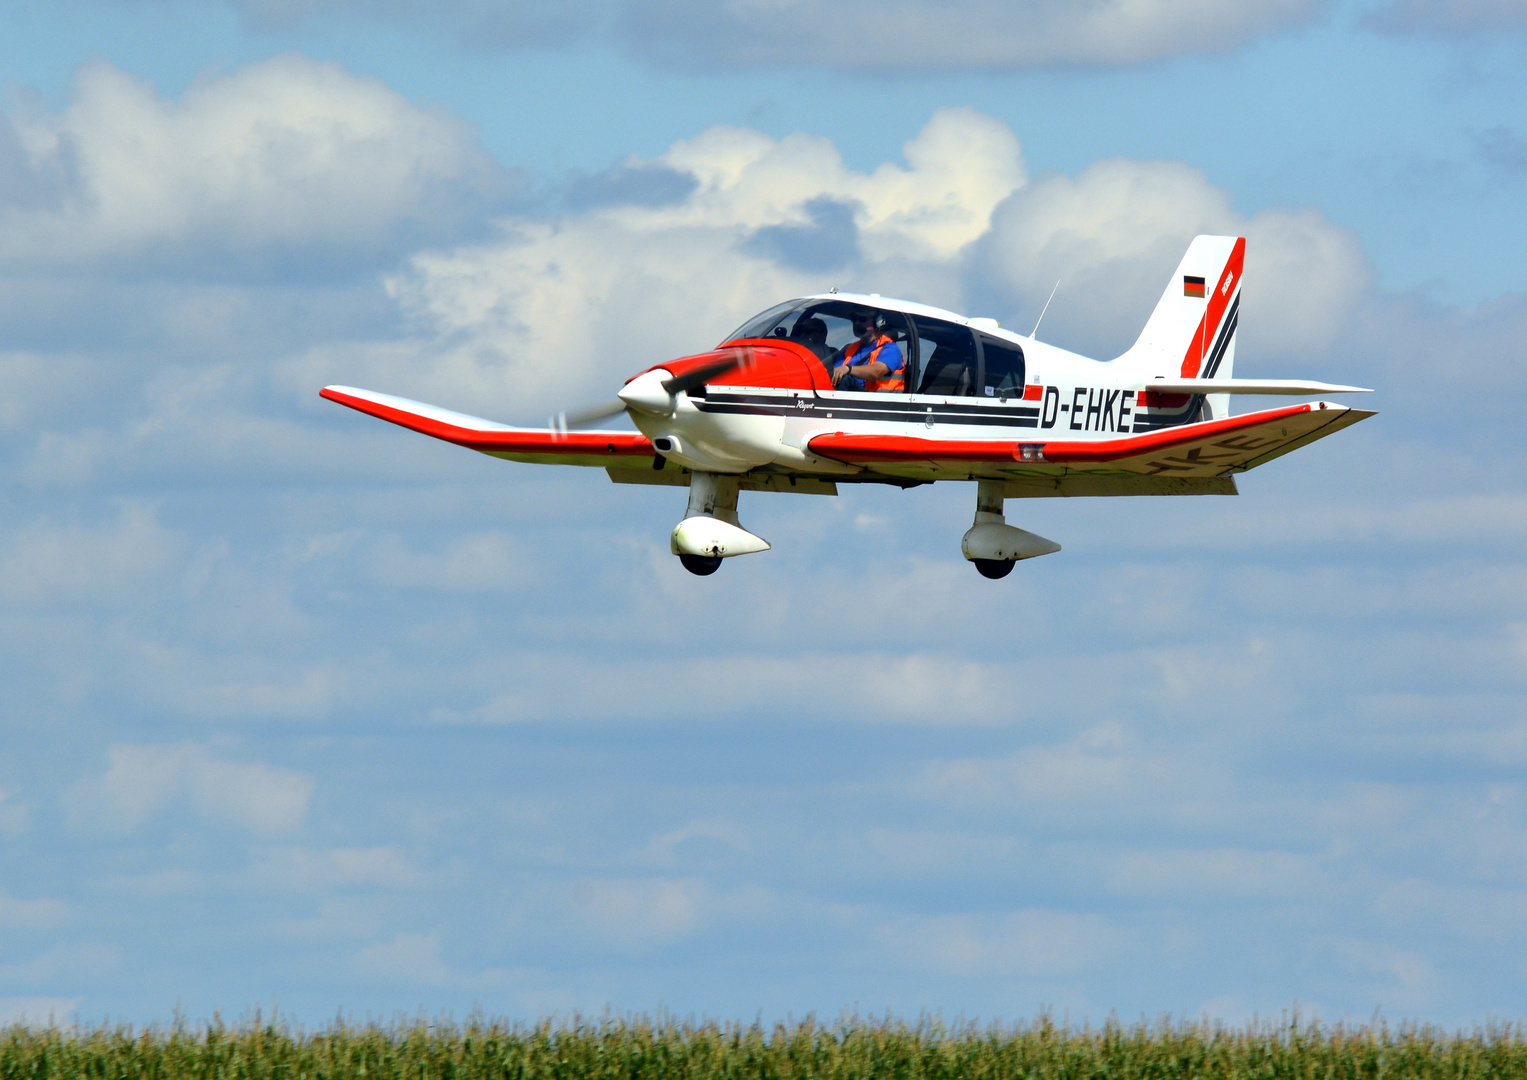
[
  {"xmin": 0, "ymin": 891, "xmax": 69, "ymax": 928},
  {"xmin": 0, "ymin": 944, "xmax": 119, "ymax": 985},
  {"xmin": 193, "ymin": 0, "xmax": 1328, "ymax": 69},
  {"xmin": 573, "ymin": 877, "xmax": 706, "ymax": 947},
  {"xmin": 366, "ymin": 531, "xmax": 534, "ymax": 591},
  {"xmin": 567, "ymin": 876, "xmax": 778, "ymax": 951},
  {"xmin": 350, "ymin": 931, "xmax": 456, "ymax": 985},
  {"xmin": 634, "ymin": 819, "xmax": 752, "ymax": 866},
  {"xmin": 878, "ymin": 910, "xmax": 1123, "ymax": 976},
  {"xmin": 1106, "ymin": 848, "xmax": 1327, "ymax": 897},
  {"xmin": 244, "ymin": 846, "xmax": 426, "ymax": 891},
  {"xmin": 981, "ymin": 158, "xmax": 1370, "ymax": 359},
  {"xmin": 917, "ymin": 722, "xmax": 1198, "ymax": 809},
  {"xmin": 0, "ymin": 55, "xmax": 505, "ymax": 273},
  {"xmin": 0, "ymin": 997, "xmax": 81, "ymax": 1027},
  {"xmin": 303, "ymin": 108, "xmax": 1016, "ymax": 417},
  {"xmin": 310, "ymin": 107, "xmax": 1363, "ymax": 424},
  {"xmin": 63, "ymin": 744, "xmax": 314, "ymax": 835},
  {"xmin": 0, "ymin": 503, "xmax": 174, "ymax": 605},
  {"xmin": 0, "ymin": 788, "xmax": 29, "ymax": 836},
  {"xmin": 623, "ymin": 0, "xmax": 1325, "ymax": 70}
]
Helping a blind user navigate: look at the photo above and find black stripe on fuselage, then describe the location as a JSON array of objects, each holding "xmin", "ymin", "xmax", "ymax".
[
  {"xmin": 1128, "ymin": 290, "xmax": 1240, "ymax": 433},
  {"xmin": 697, "ymin": 393, "xmax": 1041, "ymax": 428}
]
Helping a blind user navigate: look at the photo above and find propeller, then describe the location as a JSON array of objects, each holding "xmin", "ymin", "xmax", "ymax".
[
  {"xmin": 658, "ymin": 353, "xmax": 745, "ymax": 396},
  {"xmin": 549, "ymin": 398, "xmax": 626, "ymax": 433},
  {"xmin": 547, "ymin": 347, "xmax": 754, "ymax": 434}
]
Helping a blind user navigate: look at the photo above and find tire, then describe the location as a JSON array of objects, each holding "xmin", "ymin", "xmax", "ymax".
[
  {"xmin": 679, "ymin": 553, "xmax": 723, "ymax": 576},
  {"xmin": 973, "ymin": 558, "xmax": 1015, "ymax": 579}
]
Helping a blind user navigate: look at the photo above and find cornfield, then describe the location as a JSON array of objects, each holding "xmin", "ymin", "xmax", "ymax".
[{"xmin": 3, "ymin": 1014, "xmax": 1524, "ymax": 1080}]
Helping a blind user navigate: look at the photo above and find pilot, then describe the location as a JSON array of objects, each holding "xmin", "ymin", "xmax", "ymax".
[
  {"xmin": 831, "ymin": 311, "xmax": 904, "ymax": 392},
  {"xmin": 790, "ymin": 316, "xmax": 832, "ymax": 359}
]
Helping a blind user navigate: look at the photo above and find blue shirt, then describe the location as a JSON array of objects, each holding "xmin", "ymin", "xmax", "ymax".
[{"xmin": 832, "ymin": 338, "xmax": 904, "ymax": 390}]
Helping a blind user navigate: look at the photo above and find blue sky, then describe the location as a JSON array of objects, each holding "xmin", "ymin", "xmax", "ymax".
[{"xmin": 2, "ymin": 0, "xmax": 1526, "ymax": 1031}]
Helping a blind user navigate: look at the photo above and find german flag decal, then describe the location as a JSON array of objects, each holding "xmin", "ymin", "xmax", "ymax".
[{"xmin": 1184, "ymin": 275, "xmax": 1206, "ymax": 298}]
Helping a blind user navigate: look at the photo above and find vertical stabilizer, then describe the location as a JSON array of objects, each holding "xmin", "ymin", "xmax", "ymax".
[{"xmin": 1117, "ymin": 235, "xmax": 1243, "ymax": 420}]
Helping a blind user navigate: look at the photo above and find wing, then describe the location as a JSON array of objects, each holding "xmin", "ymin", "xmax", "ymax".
[
  {"xmin": 807, "ymin": 402, "xmax": 1374, "ymax": 494},
  {"xmin": 320, "ymin": 385, "xmax": 655, "ymax": 467}
]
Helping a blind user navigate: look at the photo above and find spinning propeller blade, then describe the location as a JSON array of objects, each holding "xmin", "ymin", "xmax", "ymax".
[
  {"xmin": 553, "ymin": 346, "xmax": 756, "ymax": 432},
  {"xmin": 659, "ymin": 351, "xmax": 748, "ymax": 395},
  {"xmin": 550, "ymin": 398, "xmax": 627, "ymax": 433}
]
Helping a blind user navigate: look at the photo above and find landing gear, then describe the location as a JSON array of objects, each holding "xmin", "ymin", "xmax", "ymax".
[
  {"xmin": 961, "ymin": 479, "xmax": 1061, "ymax": 577},
  {"xmin": 670, "ymin": 472, "xmax": 770, "ymax": 575}
]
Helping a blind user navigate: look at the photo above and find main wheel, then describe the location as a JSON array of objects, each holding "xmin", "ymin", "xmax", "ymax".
[
  {"xmin": 973, "ymin": 558, "xmax": 1015, "ymax": 579},
  {"xmin": 679, "ymin": 553, "xmax": 723, "ymax": 576}
]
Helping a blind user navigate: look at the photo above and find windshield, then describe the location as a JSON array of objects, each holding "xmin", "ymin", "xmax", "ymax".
[
  {"xmin": 723, "ymin": 299, "xmax": 911, "ymax": 368},
  {"xmin": 722, "ymin": 301, "xmax": 807, "ymax": 344}
]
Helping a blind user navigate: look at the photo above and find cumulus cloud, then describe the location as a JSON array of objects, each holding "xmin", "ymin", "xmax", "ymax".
[
  {"xmin": 297, "ymin": 107, "xmax": 1020, "ymax": 416},
  {"xmin": 979, "ymin": 158, "xmax": 1370, "ymax": 359},
  {"xmin": 0, "ymin": 55, "xmax": 508, "ymax": 276},
  {"xmin": 63, "ymin": 744, "xmax": 314, "ymax": 835},
  {"xmin": 304, "ymin": 107, "xmax": 1362, "ymax": 422}
]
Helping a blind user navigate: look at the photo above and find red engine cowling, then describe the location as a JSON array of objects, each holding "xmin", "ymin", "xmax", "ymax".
[{"xmin": 631, "ymin": 340, "xmax": 832, "ymax": 393}]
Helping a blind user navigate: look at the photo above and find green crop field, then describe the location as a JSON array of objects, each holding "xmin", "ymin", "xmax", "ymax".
[{"xmin": 4, "ymin": 1015, "xmax": 1526, "ymax": 1080}]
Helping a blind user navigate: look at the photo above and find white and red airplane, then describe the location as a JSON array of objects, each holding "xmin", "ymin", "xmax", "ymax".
[{"xmin": 322, "ymin": 235, "xmax": 1373, "ymax": 578}]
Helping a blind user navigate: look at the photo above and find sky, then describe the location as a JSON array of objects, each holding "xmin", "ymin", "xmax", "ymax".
[{"xmin": 1, "ymin": 0, "xmax": 1526, "ymax": 1033}]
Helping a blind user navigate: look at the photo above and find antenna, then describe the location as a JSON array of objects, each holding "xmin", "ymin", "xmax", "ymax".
[{"xmin": 1029, "ymin": 278, "xmax": 1060, "ymax": 340}]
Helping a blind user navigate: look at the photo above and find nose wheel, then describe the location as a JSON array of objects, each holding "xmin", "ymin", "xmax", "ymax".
[{"xmin": 679, "ymin": 553, "xmax": 723, "ymax": 576}]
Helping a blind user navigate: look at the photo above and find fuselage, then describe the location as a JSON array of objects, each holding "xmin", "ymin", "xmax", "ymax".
[{"xmin": 626, "ymin": 291, "xmax": 1211, "ymax": 480}]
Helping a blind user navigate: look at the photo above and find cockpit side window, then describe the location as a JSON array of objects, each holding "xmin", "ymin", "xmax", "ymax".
[
  {"xmin": 912, "ymin": 317, "xmax": 978, "ymax": 396},
  {"xmin": 979, "ymin": 334, "xmax": 1026, "ymax": 397}
]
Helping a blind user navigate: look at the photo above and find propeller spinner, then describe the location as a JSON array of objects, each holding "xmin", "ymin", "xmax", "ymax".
[{"xmin": 548, "ymin": 350, "xmax": 749, "ymax": 433}]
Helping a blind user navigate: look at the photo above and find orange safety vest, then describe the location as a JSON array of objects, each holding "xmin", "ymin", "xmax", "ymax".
[{"xmin": 843, "ymin": 335, "xmax": 904, "ymax": 392}]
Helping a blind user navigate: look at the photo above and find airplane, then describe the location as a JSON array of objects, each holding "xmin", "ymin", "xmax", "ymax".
[{"xmin": 321, "ymin": 235, "xmax": 1374, "ymax": 578}]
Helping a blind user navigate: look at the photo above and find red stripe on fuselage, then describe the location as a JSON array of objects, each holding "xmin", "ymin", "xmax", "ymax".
[
  {"xmin": 807, "ymin": 403, "xmax": 1315, "ymax": 466},
  {"xmin": 1036, "ymin": 403, "xmax": 1311, "ymax": 462}
]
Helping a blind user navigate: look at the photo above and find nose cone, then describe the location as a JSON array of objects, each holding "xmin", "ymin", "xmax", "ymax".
[{"xmin": 617, "ymin": 369, "xmax": 676, "ymax": 416}]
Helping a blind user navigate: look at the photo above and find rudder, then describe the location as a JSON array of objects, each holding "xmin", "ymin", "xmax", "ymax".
[{"xmin": 1117, "ymin": 235, "xmax": 1244, "ymax": 419}]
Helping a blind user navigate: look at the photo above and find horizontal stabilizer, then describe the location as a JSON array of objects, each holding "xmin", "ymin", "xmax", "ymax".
[
  {"xmin": 320, "ymin": 385, "xmax": 654, "ymax": 466},
  {"xmin": 1143, "ymin": 378, "xmax": 1371, "ymax": 395}
]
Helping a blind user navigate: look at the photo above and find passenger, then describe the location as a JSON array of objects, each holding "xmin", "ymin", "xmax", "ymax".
[
  {"xmin": 831, "ymin": 311, "xmax": 904, "ymax": 392},
  {"xmin": 789, "ymin": 316, "xmax": 832, "ymax": 360}
]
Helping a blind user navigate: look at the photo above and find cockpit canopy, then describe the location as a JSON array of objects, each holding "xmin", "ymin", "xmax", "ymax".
[{"xmin": 722, "ymin": 297, "xmax": 1027, "ymax": 398}]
